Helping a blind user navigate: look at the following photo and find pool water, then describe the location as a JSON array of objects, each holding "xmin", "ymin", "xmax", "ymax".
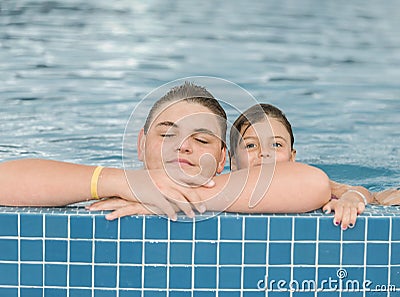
[{"xmin": 1, "ymin": 0, "xmax": 399, "ymax": 191}]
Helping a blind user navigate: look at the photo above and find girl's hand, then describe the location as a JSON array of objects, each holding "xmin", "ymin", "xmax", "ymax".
[
  {"xmin": 322, "ymin": 192, "xmax": 366, "ymax": 230},
  {"xmin": 373, "ymin": 188, "xmax": 400, "ymax": 205}
]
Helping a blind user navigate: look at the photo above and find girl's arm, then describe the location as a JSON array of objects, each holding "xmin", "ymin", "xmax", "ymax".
[{"xmin": 322, "ymin": 180, "xmax": 373, "ymax": 230}]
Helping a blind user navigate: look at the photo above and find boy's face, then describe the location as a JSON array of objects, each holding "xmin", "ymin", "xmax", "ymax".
[
  {"xmin": 231, "ymin": 118, "xmax": 296, "ymax": 170},
  {"xmin": 138, "ymin": 101, "xmax": 226, "ymax": 178}
]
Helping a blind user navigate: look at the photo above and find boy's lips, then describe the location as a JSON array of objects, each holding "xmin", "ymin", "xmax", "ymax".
[{"xmin": 168, "ymin": 158, "xmax": 195, "ymax": 166}]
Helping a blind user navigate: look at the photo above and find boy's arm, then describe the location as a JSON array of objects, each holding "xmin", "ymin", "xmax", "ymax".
[
  {"xmin": 0, "ymin": 159, "xmax": 120, "ymax": 206},
  {"xmin": 200, "ymin": 162, "xmax": 331, "ymax": 213}
]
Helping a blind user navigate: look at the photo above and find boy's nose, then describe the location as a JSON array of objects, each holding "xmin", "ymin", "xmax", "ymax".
[{"xmin": 177, "ymin": 137, "xmax": 193, "ymax": 153}]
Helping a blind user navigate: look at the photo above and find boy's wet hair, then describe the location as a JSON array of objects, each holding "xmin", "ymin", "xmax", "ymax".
[
  {"xmin": 144, "ymin": 82, "xmax": 227, "ymax": 148},
  {"xmin": 230, "ymin": 103, "xmax": 294, "ymax": 157}
]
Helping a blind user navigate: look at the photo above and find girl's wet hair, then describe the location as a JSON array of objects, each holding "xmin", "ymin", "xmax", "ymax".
[
  {"xmin": 230, "ymin": 103, "xmax": 294, "ymax": 157},
  {"xmin": 144, "ymin": 82, "xmax": 227, "ymax": 148}
]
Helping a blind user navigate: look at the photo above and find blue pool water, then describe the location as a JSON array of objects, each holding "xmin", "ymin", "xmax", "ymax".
[{"xmin": 1, "ymin": 0, "xmax": 399, "ymax": 192}]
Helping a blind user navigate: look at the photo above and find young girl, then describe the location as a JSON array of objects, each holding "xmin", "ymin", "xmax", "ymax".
[{"xmin": 229, "ymin": 103, "xmax": 400, "ymax": 230}]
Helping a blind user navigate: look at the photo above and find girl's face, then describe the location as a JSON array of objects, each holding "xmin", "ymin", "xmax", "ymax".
[{"xmin": 231, "ymin": 118, "xmax": 296, "ymax": 170}]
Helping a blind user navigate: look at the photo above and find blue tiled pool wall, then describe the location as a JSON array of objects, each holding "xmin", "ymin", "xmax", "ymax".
[{"xmin": 1, "ymin": 206, "xmax": 400, "ymax": 297}]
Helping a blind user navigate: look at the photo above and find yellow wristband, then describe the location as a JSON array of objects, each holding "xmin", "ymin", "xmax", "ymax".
[{"xmin": 90, "ymin": 166, "xmax": 104, "ymax": 200}]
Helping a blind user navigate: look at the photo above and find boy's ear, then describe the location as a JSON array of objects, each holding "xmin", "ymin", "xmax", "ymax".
[
  {"xmin": 137, "ymin": 128, "xmax": 146, "ymax": 162},
  {"xmin": 216, "ymin": 146, "xmax": 227, "ymax": 174},
  {"xmin": 290, "ymin": 149, "xmax": 297, "ymax": 162}
]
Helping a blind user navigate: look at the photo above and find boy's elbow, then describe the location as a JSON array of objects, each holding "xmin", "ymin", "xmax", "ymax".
[{"xmin": 312, "ymin": 167, "xmax": 331, "ymax": 206}]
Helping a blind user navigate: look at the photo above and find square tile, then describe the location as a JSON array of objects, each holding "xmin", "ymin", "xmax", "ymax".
[
  {"xmin": 294, "ymin": 218, "xmax": 316, "ymax": 241},
  {"xmin": 292, "ymin": 267, "xmax": 316, "ymax": 291},
  {"xmin": 45, "ymin": 240, "xmax": 68, "ymax": 262},
  {"xmin": 244, "ymin": 217, "xmax": 268, "ymax": 241},
  {"xmin": 219, "ymin": 292, "xmax": 240, "ymax": 297},
  {"xmin": 170, "ymin": 242, "xmax": 192, "ymax": 264},
  {"xmin": 219, "ymin": 242, "xmax": 242, "ymax": 265},
  {"xmin": 119, "ymin": 290, "xmax": 142, "ymax": 297},
  {"xmin": 342, "ymin": 243, "xmax": 365, "ymax": 265},
  {"xmin": 0, "ymin": 288, "xmax": 18, "ymax": 297},
  {"xmin": 20, "ymin": 263, "xmax": 43, "ymax": 286},
  {"xmin": 45, "ymin": 215, "xmax": 68, "ymax": 238},
  {"xmin": 144, "ymin": 266, "xmax": 167, "ymax": 288},
  {"xmin": 120, "ymin": 242, "xmax": 142, "ymax": 264},
  {"xmin": 220, "ymin": 217, "xmax": 243, "ymax": 240},
  {"xmin": 145, "ymin": 242, "xmax": 167, "ymax": 264},
  {"xmin": 44, "ymin": 289, "xmax": 67, "ymax": 297},
  {"xmin": 20, "ymin": 239, "xmax": 42, "ymax": 261},
  {"xmin": 366, "ymin": 267, "xmax": 388, "ymax": 290},
  {"xmin": 45, "ymin": 264, "xmax": 67, "ymax": 286},
  {"xmin": 391, "ymin": 217, "xmax": 400, "ymax": 241},
  {"xmin": 244, "ymin": 242, "xmax": 267, "ymax": 264},
  {"xmin": 94, "ymin": 265, "xmax": 117, "ymax": 288},
  {"xmin": 391, "ymin": 243, "xmax": 400, "ymax": 264},
  {"xmin": 218, "ymin": 266, "xmax": 241, "ymax": 289},
  {"xmin": 70, "ymin": 240, "xmax": 93, "ymax": 263},
  {"xmin": 390, "ymin": 267, "xmax": 400, "ymax": 287},
  {"xmin": 170, "ymin": 220, "xmax": 193, "ymax": 240},
  {"xmin": 194, "ymin": 242, "xmax": 217, "ymax": 265},
  {"xmin": 319, "ymin": 217, "xmax": 341, "ymax": 241},
  {"xmin": 20, "ymin": 214, "xmax": 43, "ymax": 237},
  {"xmin": 144, "ymin": 216, "xmax": 168, "ymax": 240},
  {"xmin": 70, "ymin": 216, "xmax": 93, "ymax": 239},
  {"xmin": 69, "ymin": 265, "xmax": 92, "ymax": 287},
  {"xmin": 69, "ymin": 289, "xmax": 92, "ymax": 297},
  {"xmin": 194, "ymin": 266, "xmax": 216, "ymax": 289},
  {"xmin": 120, "ymin": 216, "xmax": 143, "ymax": 239},
  {"xmin": 20, "ymin": 288, "xmax": 43, "ymax": 297},
  {"xmin": 293, "ymin": 243, "xmax": 316, "ymax": 265},
  {"xmin": 195, "ymin": 217, "xmax": 218, "ymax": 240},
  {"xmin": 0, "ymin": 263, "xmax": 18, "ymax": 286},
  {"xmin": 318, "ymin": 243, "xmax": 340, "ymax": 265},
  {"xmin": 192, "ymin": 291, "xmax": 216, "ymax": 297},
  {"xmin": 243, "ymin": 266, "xmax": 267, "ymax": 289},
  {"xmin": 95, "ymin": 241, "xmax": 118, "ymax": 264},
  {"xmin": 0, "ymin": 214, "xmax": 18, "ymax": 236},
  {"xmin": 169, "ymin": 292, "xmax": 192, "ymax": 297},
  {"xmin": 143, "ymin": 291, "xmax": 167, "ymax": 297},
  {"xmin": 367, "ymin": 218, "xmax": 390, "ymax": 241},
  {"xmin": 242, "ymin": 293, "xmax": 266, "ymax": 297},
  {"xmin": 366, "ymin": 243, "xmax": 389, "ymax": 265},
  {"xmin": 0, "ymin": 239, "xmax": 18, "ymax": 261},
  {"xmin": 269, "ymin": 243, "xmax": 291, "ymax": 265},
  {"xmin": 95, "ymin": 216, "xmax": 118, "ymax": 239},
  {"xmin": 94, "ymin": 290, "xmax": 117, "ymax": 297},
  {"xmin": 119, "ymin": 266, "xmax": 142, "ymax": 288},
  {"xmin": 169, "ymin": 266, "xmax": 192, "ymax": 289},
  {"xmin": 269, "ymin": 217, "xmax": 292, "ymax": 241},
  {"xmin": 317, "ymin": 267, "xmax": 341, "ymax": 291},
  {"xmin": 342, "ymin": 217, "xmax": 365, "ymax": 241}
]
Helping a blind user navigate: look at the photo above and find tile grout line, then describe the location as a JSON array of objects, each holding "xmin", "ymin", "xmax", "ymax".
[
  {"xmin": 141, "ymin": 218, "xmax": 145, "ymax": 296},
  {"xmin": 116, "ymin": 218, "xmax": 120, "ymax": 297},
  {"xmin": 314, "ymin": 218, "xmax": 320, "ymax": 297},
  {"xmin": 191, "ymin": 218, "xmax": 195, "ymax": 297}
]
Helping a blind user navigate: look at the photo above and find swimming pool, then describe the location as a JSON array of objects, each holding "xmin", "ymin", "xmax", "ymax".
[
  {"xmin": 1, "ymin": 0, "xmax": 399, "ymax": 190},
  {"xmin": 1, "ymin": 1, "xmax": 400, "ymax": 296}
]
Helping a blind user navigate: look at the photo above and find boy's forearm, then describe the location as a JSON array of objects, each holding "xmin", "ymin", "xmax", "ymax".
[
  {"xmin": 200, "ymin": 162, "xmax": 331, "ymax": 213},
  {"xmin": 0, "ymin": 159, "xmax": 122, "ymax": 206}
]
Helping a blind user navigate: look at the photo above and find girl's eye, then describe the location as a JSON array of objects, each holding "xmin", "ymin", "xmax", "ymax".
[
  {"xmin": 245, "ymin": 143, "xmax": 257, "ymax": 149},
  {"xmin": 272, "ymin": 142, "xmax": 283, "ymax": 148},
  {"xmin": 160, "ymin": 133, "xmax": 175, "ymax": 138}
]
